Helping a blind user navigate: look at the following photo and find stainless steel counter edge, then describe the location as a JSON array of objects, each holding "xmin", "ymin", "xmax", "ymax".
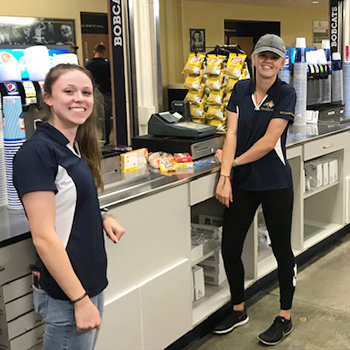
[
  {"xmin": 100, "ymin": 123, "xmax": 350, "ymax": 209},
  {"xmin": 99, "ymin": 163, "xmax": 221, "ymax": 208},
  {"xmin": 2, "ymin": 123, "xmax": 350, "ymax": 246}
]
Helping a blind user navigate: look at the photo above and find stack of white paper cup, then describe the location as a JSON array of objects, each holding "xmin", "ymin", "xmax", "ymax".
[
  {"xmin": 293, "ymin": 38, "xmax": 307, "ymax": 125},
  {"xmin": 322, "ymin": 40, "xmax": 332, "ymax": 104}
]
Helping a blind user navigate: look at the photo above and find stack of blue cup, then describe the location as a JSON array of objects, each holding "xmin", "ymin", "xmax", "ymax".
[
  {"xmin": 332, "ymin": 52, "xmax": 343, "ymax": 103},
  {"xmin": 0, "ymin": 94, "xmax": 8, "ymax": 207},
  {"xmin": 344, "ymin": 60, "xmax": 350, "ymax": 118},
  {"xmin": 278, "ymin": 50, "xmax": 290, "ymax": 84},
  {"xmin": 3, "ymin": 95, "xmax": 26, "ymax": 210}
]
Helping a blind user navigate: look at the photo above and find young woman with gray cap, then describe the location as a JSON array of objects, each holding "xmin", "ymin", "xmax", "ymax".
[{"xmin": 213, "ymin": 34, "xmax": 297, "ymax": 346}]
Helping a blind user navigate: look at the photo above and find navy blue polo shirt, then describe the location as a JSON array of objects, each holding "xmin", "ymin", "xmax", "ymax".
[
  {"xmin": 13, "ymin": 122, "xmax": 108, "ymax": 300},
  {"xmin": 227, "ymin": 78, "xmax": 296, "ymax": 191}
]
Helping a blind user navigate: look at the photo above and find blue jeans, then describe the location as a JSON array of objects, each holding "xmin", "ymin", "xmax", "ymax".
[{"xmin": 33, "ymin": 286, "xmax": 104, "ymax": 350}]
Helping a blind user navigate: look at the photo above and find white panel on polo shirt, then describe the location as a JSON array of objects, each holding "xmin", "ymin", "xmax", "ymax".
[
  {"xmin": 54, "ymin": 165, "xmax": 77, "ymax": 248},
  {"xmin": 274, "ymin": 138, "xmax": 286, "ymax": 165}
]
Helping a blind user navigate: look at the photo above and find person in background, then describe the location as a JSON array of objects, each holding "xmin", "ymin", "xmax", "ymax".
[
  {"xmin": 213, "ymin": 34, "xmax": 297, "ymax": 346},
  {"xmin": 13, "ymin": 64, "xmax": 125, "ymax": 350},
  {"xmin": 85, "ymin": 43, "xmax": 112, "ymax": 145}
]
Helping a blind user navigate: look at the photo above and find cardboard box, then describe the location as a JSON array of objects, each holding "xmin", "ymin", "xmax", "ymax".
[
  {"xmin": 174, "ymin": 153, "xmax": 193, "ymax": 163},
  {"xmin": 191, "ymin": 244, "xmax": 203, "ymax": 263},
  {"xmin": 304, "ymin": 161, "xmax": 323, "ymax": 187},
  {"xmin": 204, "ymin": 271, "xmax": 227, "ymax": 286},
  {"xmin": 175, "ymin": 161, "xmax": 194, "ymax": 170},
  {"xmin": 199, "ymin": 253, "xmax": 225, "ymax": 275},
  {"xmin": 191, "ymin": 268, "xmax": 194, "ymax": 302},
  {"xmin": 204, "ymin": 250, "xmax": 222, "ymax": 263},
  {"xmin": 328, "ymin": 158, "xmax": 338, "ymax": 183},
  {"xmin": 198, "ymin": 215, "xmax": 223, "ymax": 227},
  {"xmin": 191, "ymin": 223, "xmax": 222, "ymax": 241},
  {"xmin": 120, "ymin": 148, "xmax": 148, "ymax": 172},
  {"xmin": 321, "ymin": 160, "xmax": 329, "ymax": 186},
  {"xmin": 192, "ymin": 266, "xmax": 205, "ymax": 300}
]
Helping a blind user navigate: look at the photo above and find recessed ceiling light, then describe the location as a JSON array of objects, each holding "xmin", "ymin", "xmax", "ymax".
[{"xmin": 312, "ymin": 1, "xmax": 319, "ymax": 3}]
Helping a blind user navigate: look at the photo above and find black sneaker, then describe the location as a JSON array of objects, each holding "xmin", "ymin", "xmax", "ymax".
[
  {"xmin": 258, "ymin": 316, "xmax": 293, "ymax": 346},
  {"xmin": 212, "ymin": 308, "xmax": 249, "ymax": 335}
]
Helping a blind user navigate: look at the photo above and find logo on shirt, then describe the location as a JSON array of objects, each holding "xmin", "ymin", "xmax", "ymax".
[{"xmin": 260, "ymin": 100, "xmax": 275, "ymax": 112}]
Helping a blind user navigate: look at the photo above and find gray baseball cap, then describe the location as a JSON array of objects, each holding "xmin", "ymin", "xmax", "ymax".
[{"xmin": 254, "ymin": 34, "xmax": 286, "ymax": 58}]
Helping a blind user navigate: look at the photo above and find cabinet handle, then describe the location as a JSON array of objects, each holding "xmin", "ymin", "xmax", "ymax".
[
  {"xmin": 323, "ymin": 143, "xmax": 334, "ymax": 149},
  {"xmin": 0, "ymin": 266, "xmax": 4, "ymax": 272}
]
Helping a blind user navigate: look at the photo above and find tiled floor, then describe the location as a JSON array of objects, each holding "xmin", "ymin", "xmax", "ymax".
[{"xmin": 190, "ymin": 235, "xmax": 350, "ymax": 350}]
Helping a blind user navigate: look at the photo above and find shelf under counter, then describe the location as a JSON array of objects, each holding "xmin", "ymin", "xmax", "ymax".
[
  {"xmin": 303, "ymin": 221, "xmax": 343, "ymax": 250},
  {"xmin": 192, "ymin": 279, "xmax": 255, "ymax": 327},
  {"xmin": 304, "ymin": 181, "xmax": 340, "ymax": 199}
]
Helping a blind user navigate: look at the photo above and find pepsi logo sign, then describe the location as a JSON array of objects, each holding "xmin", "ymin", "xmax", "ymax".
[{"xmin": 5, "ymin": 82, "xmax": 19, "ymax": 95}]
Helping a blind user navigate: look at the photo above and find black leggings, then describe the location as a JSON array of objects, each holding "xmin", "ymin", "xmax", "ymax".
[{"xmin": 222, "ymin": 187, "xmax": 296, "ymax": 310}]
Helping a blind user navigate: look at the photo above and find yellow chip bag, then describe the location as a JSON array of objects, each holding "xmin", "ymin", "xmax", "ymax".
[
  {"xmin": 182, "ymin": 53, "xmax": 206, "ymax": 75},
  {"xmin": 183, "ymin": 71, "xmax": 203, "ymax": 90},
  {"xmin": 192, "ymin": 117, "xmax": 206, "ymax": 124},
  {"xmin": 204, "ymin": 54, "xmax": 225, "ymax": 75},
  {"xmin": 223, "ymin": 53, "xmax": 247, "ymax": 78},
  {"xmin": 184, "ymin": 86, "xmax": 205, "ymax": 104},
  {"xmin": 159, "ymin": 158, "xmax": 176, "ymax": 173},
  {"xmin": 206, "ymin": 105, "xmax": 225, "ymax": 120},
  {"xmin": 205, "ymin": 73, "xmax": 224, "ymax": 91},
  {"xmin": 223, "ymin": 91, "xmax": 232, "ymax": 104},
  {"xmin": 207, "ymin": 90, "xmax": 224, "ymax": 105},
  {"xmin": 216, "ymin": 124, "xmax": 227, "ymax": 134},
  {"xmin": 190, "ymin": 102, "xmax": 205, "ymax": 118},
  {"xmin": 207, "ymin": 119, "xmax": 222, "ymax": 127},
  {"xmin": 239, "ymin": 68, "xmax": 248, "ymax": 80},
  {"xmin": 224, "ymin": 77, "xmax": 238, "ymax": 91}
]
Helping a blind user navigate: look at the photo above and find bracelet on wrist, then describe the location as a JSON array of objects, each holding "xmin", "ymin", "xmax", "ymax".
[
  {"xmin": 70, "ymin": 290, "xmax": 88, "ymax": 304},
  {"xmin": 101, "ymin": 212, "xmax": 115, "ymax": 221},
  {"xmin": 101, "ymin": 207, "xmax": 116, "ymax": 221},
  {"xmin": 220, "ymin": 174, "xmax": 231, "ymax": 181}
]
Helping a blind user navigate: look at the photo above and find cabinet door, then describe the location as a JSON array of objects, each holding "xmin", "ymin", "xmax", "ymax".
[
  {"xmin": 304, "ymin": 132, "xmax": 347, "ymax": 161},
  {"xmin": 140, "ymin": 260, "xmax": 191, "ymax": 350},
  {"xmin": 96, "ymin": 288, "xmax": 143, "ymax": 350},
  {"xmin": 0, "ymin": 239, "xmax": 36, "ymax": 285},
  {"xmin": 104, "ymin": 184, "xmax": 191, "ymax": 300},
  {"xmin": 189, "ymin": 173, "xmax": 217, "ymax": 206}
]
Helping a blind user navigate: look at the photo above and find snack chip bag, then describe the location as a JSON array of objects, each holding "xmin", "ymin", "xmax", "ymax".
[
  {"xmin": 204, "ymin": 54, "xmax": 225, "ymax": 75},
  {"xmin": 192, "ymin": 117, "xmax": 206, "ymax": 124},
  {"xmin": 224, "ymin": 77, "xmax": 238, "ymax": 91},
  {"xmin": 190, "ymin": 102, "xmax": 205, "ymax": 118},
  {"xmin": 184, "ymin": 87, "xmax": 205, "ymax": 104},
  {"xmin": 205, "ymin": 73, "xmax": 224, "ymax": 91},
  {"xmin": 207, "ymin": 118, "xmax": 222, "ymax": 127},
  {"xmin": 182, "ymin": 53, "xmax": 206, "ymax": 75},
  {"xmin": 216, "ymin": 123, "xmax": 227, "ymax": 134},
  {"xmin": 207, "ymin": 90, "xmax": 224, "ymax": 105},
  {"xmin": 223, "ymin": 53, "xmax": 247, "ymax": 78},
  {"xmin": 206, "ymin": 105, "xmax": 225, "ymax": 120},
  {"xmin": 159, "ymin": 158, "xmax": 176, "ymax": 173},
  {"xmin": 223, "ymin": 91, "xmax": 232, "ymax": 104},
  {"xmin": 183, "ymin": 71, "xmax": 204, "ymax": 90},
  {"xmin": 240, "ymin": 68, "xmax": 249, "ymax": 80}
]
